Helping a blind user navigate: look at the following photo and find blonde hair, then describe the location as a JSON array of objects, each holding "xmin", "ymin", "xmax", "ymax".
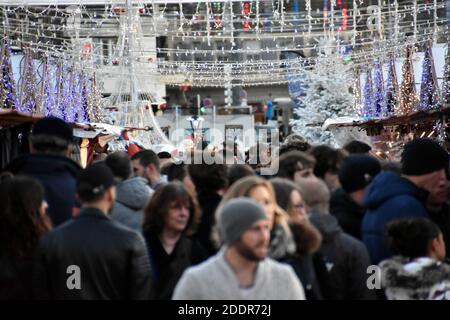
[{"xmin": 212, "ymin": 176, "xmax": 292, "ymax": 248}]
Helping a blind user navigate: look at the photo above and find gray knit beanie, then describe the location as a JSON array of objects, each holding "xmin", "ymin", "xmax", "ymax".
[{"xmin": 218, "ymin": 198, "xmax": 268, "ymax": 245}]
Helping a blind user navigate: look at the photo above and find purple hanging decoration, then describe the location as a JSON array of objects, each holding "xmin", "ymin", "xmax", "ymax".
[
  {"xmin": 372, "ymin": 59, "xmax": 384, "ymax": 117},
  {"xmin": 362, "ymin": 68, "xmax": 374, "ymax": 118},
  {"xmin": 419, "ymin": 45, "xmax": 440, "ymax": 112}
]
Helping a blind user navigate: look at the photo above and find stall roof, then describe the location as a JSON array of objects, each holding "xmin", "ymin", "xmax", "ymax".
[{"xmin": 326, "ymin": 105, "xmax": 450, "ymax": 129}]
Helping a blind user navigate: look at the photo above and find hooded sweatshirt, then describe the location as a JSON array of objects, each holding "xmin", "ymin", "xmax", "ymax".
[
  {"xmin": 310, "ymin": 212, "xmax": 376, "ymax": 300},
  {"xmin": 6, "ymin": 154, "xmax": 81, "ymax": 226},
  {"xmin": 110, "ymin": 177, "xmax": 153, "ymax": 232},
  {"xmin": 330, "ymin": 187, "xmax": 365, "ymax": 240},
  {"xmin": 362, "ymin": 172, "xmax": 428, "ymax": 264},
  {"xmin": 379, "ymin": 256, "xmax": 450, "ymax": 300}
]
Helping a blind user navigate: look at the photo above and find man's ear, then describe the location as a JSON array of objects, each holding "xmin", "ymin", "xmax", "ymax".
[
  {"xmin": 147, "ymin": 163, "xmax": 156, "ymax": 174},
  {"xmin": 107, "ymin": 186, "xmax": 117, "ymax": 203},
  {"xmin": 65, "ymin": 144, "xmax": 74, "ymax": 157}
]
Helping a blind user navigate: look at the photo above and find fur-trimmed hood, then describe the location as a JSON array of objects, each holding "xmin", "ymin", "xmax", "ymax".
[{"xmin": 379, "ymin": 256, "xmax": 450, "ymax": 300}]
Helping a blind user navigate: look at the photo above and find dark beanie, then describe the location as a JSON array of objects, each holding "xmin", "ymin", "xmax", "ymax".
[
  {"xmin": 32, "ymin": 117, "xmax": 73, "ymax": 142},
  {"xmin": 338, "ymin": 155, "xmax": 381, "ymax": 193},
  {"xmin": 218, "ymin": 198, "xmax": 267, "ymax": 245},
  {"xmin": 401, "ymin": 138, "xmax": 449, "ymax": 176}
]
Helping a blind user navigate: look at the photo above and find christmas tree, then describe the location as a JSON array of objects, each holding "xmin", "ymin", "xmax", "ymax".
[
  {"xmin": 63, "ymin": 66, "xmax": 77, "ymax": 123},
  {"xmin": 290, "ymin": 54, "xmax": 355, "ymax": 145},
  {"xmin": 0, "ymin": 38, "xmax": 18, "ymax": 110},
  {"xmin": 76, "ymin": 72, "xmax": 87, "ymax": 123},
  {"xmin": 372, "ymin": 59, "xmax": 384, "ymax": 116},
  {"xmin": 442, "ymin": 42, "xmax": 450, "ymax": 105},
  {"xmin": 362, "ymin": 68, "xmax": 374, "ymax": 118},
  {"xmin": 39, "ymin": 56, "xmax": 56, "ymax": 116},
  {"xmin": 86, "ymin": 73, "xmax": 104, "ymax": 123},
  {"xmin": 418, "ymin": 45, "xmax": 440, "ymax": 111},
  {"xmin": 352, "ymin": 68, "xmax": 362, "ymax": 116},
  {"xmin": 52, "ymin": 59, "xmax": 66, "ymax": 119},
  {"xmin": 398, "ymin": 46, "xmax": 417, "ymax": 115},
  {"xmin": 384, "ymin": 55, "xmax": 399, "ymax": 116},
  {"xmin": 19, "ymin": 48, "xmax": 40, "ymax": 114}
]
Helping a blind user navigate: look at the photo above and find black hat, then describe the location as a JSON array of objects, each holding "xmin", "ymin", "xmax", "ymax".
[
  {"xmin": 77, "ymin": 163, "xmax": 116, "ymax": 200},
  {"xmin": 338, "ymin": 155, "xmax": 381, "ymax": 193},
  {"xmin": 401, "ymin": 138, "xmax": 449, "ymax": 176},
  {"xmin": 32, "ymin": 117, "xmax": 73, "ymax": 142}
]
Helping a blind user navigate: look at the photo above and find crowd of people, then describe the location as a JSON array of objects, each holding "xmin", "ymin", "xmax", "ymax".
[{"xmin": 1, "ymin": 116, "xmax": 450, "ymax": 300}]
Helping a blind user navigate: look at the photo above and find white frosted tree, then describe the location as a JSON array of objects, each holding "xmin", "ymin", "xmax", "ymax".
[{"xmin": 290, "ymin": 54, "xmax": 355, "ymax": 146}]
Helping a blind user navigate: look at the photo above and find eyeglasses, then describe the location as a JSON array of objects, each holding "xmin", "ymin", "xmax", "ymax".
[{"xmin": 291, "ymin": 203, "xmax": 306, "ymax": 211}]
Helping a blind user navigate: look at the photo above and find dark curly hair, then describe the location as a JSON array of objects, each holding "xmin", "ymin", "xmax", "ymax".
[
  {"xmin": 309, "ymin": 145, "xmax": 348, "ymax": 178},
  {"xmin": 387, "ymin": 218, "xmax": 442, "ymax": 260},
  {"xmin": 143, "ymin": 182, "xmax": 200, "ymax": 236},
  {"xmin": 188, "ymin": 155, "xmax": 228, "ymax": 194},
  {"xmin": 276, "ymin": 151, "xmax": 316, "ymax": 181},
  {"xmin": 0, "ymin": 176, "xmax": 52, "ymax": 257},
  {"xmin": 161, "ymin": 162, "xmax": 188, "ymax": 182}
]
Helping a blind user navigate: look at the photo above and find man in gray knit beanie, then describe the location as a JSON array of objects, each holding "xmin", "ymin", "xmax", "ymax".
[
  {"xmin": 219, "ymin": 198, "xmax": 268, "ymax": 245},
  {"xmin": 173, "ymin": 198, "xmax": 305, "ymax": 300}
]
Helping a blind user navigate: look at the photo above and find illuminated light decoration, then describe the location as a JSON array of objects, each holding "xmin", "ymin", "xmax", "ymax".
[
  {"xmin": 352, "ymin": 68, "xmax": 362, "ymax": 116},
  {"xmin": 19, "ymin": 47, "xmax": 40, "ymax": 114},
  {"xmin": 336, "ymin": 0, "xmax": 347, "ymax": 32},
  {"xmin": 39, "ymin": 56, "xmax": 54, "ymax": 117},
  {"xmin": 52, "ymin": 59, "xmax": 66, "ymax": 119},
  {"xmin": 341, "ymin": 3, "xmax": 347, "ymax": 31},
  {"xmin": 0, "ymin": 2, "xmax": 448, "ymax": 91},
  {"xmin": 372, "ymin": 59, "xmax": 384, "ymax": 117},
  {"xmin": 0, "ymin": 38, "xmax": 18, "ymax": 110},
  {"xmin": 399, "ymin": 46, "xmax": 418, "ymax": 115},
  {"xmin": 362, "ymin": 68, "xmax": 374, "ymax": 118},
  {"xmin": 418, "ymin": 45, "xmax": 440, "ymax": 112},
  {"xmin": 242, "ymin": 2, "xmax": 251, "ymax": 31},
  {"xmin": 384, "ymin": 55, "xmax": 399, "ymax": 117},
  {"xmin": 212, "ymin": 2, "xmax": 223, "ymax": 30},
  {"xmin": 80, "ymin": 75, "xmax": 89, "ymax": 123},
  {"xmin": 442, "ymin": 42, "xmax": 450, "ymax": 105},
  {"xmin": 89, "ymin": 73, "xmax": 104, "ymax": 123}
]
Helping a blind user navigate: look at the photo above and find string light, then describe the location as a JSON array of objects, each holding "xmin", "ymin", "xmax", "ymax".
[
  {"xmin": 418, "ymin": 44, "xmax": 440, "ymax": 112},
  {"xmin": 399, "ymin": 45, "xmax": 417, "ymax": 115},
  {"xmin": 384, "ymin": 54, "xmax": 399, "ymax": 117}
]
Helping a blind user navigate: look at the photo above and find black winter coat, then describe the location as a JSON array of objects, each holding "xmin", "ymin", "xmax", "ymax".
[
  {"xmin": 33, "ymin": 208, "xmax": 153, "ymax": 299},
  {"xmin": 310, "ymin": 212, "xmax": 376, "ymax": 300},
  {"xmin": 144, "ymin": 232, "xmax": 207, "ymax": 300},
  {"xmin": 0, "ymin": 255, "xmax": 34, "ymax": 299},
  {"xmin": 330, "ymin": 188, "xmax": 365, "ymax": 240},
  {"xmin": 286, "ymin": 254, "xmax": 323, "ymax": 300},
  {"xmin": 428, "ymin": 202, "xmax": 450, "ymax": 258},
  {"xmin": 194, "ymin": 191, "xmax": 222, "ymax": 256},
  {"xmin": 6, "ymin": 154, "xmax": 81, "ymax": 226}
]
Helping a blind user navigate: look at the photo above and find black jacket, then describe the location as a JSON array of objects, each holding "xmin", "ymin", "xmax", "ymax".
[
  {"xmin": 286, "ymin": 254, "xmax": 323, "ymax": 300},
  {"xmin": 330, "ymin": 188, "xmax": 365, "ymax": 240},
  {"xmin": 144, "ymin": 232, "xmax": 207, "ymax": 300},
  {"xmin": 0, "ymin": 255, "xmax": 34, "ymax": 299},
  {"xmin": 194, "ymin": 191, "xmax": 222, "ymax": 256},
  {"xmin": 428, "ymin": 202, "xmax": 450, "ymax": 258},
  {"xmin": 33, "ymin": 208, "xmax": 153, "ymax": 300},
  {"xmin": 310, "ymin": 212, "xmax": 376, "ymax": 300},
  {"xmin": 6, "ymin": 154, "xmax": 81, "ymax": 226}
]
